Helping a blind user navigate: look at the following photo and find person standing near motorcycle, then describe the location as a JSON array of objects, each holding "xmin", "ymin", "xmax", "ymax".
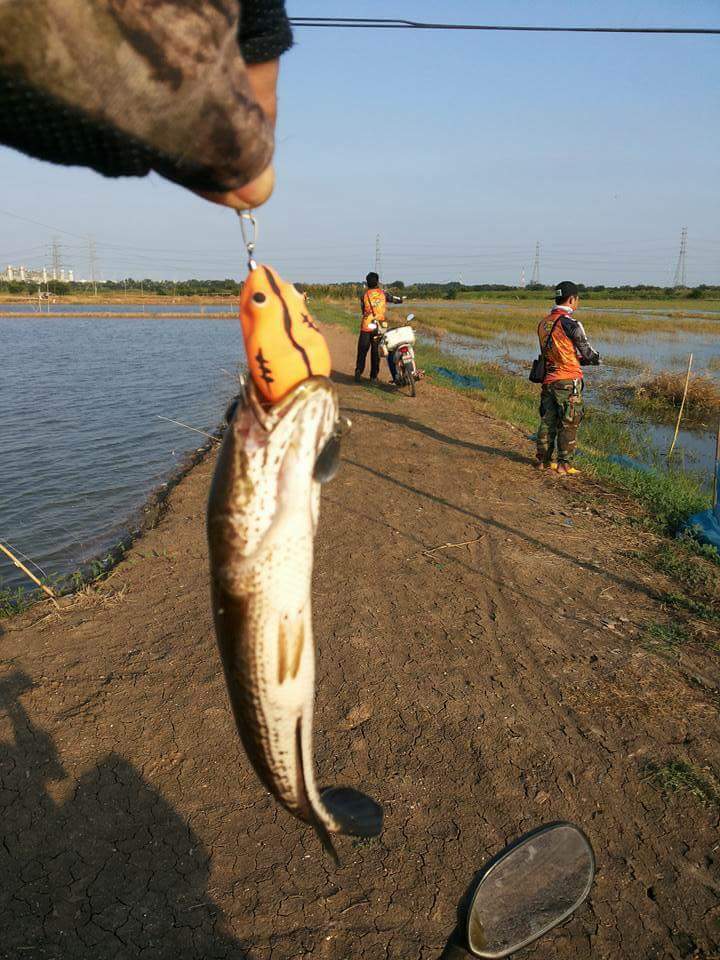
[
  {"xmin": 354, "ymin": 272, "xmax": 404, "ymax": 383},
  {"xmin": 535, "ymin": 281, "xmax": 600, "ymax": 476}
]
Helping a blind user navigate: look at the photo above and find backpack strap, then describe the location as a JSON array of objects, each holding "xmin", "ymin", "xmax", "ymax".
[{"xmin": 542, "ymin": 314, "xmax": 563, "ymax": 356}]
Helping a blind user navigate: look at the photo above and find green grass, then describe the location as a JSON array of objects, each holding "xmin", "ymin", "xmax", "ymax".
[
  {"xmin": 0, "ymin": 553, "xmax": 120, "ymax": 619},
  {"xmin": 649, "ymin": 536, "xmax": 719, "ymax": 595},
  {"xmin": 0, "ymin": 585, "xmax": 35, "ymax": 618},
  {"xmin": 643, "ymin": 761, "xmax": 720, "ymax": 808},
  {"xmin": 641, "ymin": 621, "xmax": 692, "ymax": 655},
  {"xmin": 660, "ymin": 592, "xmax": 720, "ymax": 624}
]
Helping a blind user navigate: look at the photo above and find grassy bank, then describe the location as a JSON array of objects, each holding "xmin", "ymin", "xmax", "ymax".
[{"xmin": 315, "ymin": 300, "xmax": 712, "ymax": 536}]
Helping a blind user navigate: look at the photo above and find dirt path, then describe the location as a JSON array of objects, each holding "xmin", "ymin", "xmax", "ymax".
[{"xmin": 2, "ymin": 325, "xmax": 719, "ymax": 960}]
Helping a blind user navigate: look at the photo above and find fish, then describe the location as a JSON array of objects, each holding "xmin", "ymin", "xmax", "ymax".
[{"xmin": 207, "ymin": 266, "xmax": 382, "ymax": 862}]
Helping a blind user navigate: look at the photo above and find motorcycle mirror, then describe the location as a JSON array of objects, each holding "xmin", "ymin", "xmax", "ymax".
[
  {"xmin": 465, "ymin": 822, "xmax": 595, "ymax": 958},
  {"xmin": 406, "ymin": 313, "xmax": 416, "ymax": 323}
]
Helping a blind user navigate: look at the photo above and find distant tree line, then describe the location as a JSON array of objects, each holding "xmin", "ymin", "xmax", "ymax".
[{"xmin": 0, "ymin": 278, "xmax": 717, "ymax": 301}]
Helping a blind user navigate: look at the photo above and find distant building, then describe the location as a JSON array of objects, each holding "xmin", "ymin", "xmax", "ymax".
[{"xmin": 1, "ymin": 263, "xmax": 78, "ymax": 283}]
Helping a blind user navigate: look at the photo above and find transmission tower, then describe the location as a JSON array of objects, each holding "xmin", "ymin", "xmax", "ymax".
[
  {"xmin": 87, "ymin": 236, "xmax": 98, "ymax": 295},
  {"xmin": 51, "ymin": 236, "xmax": 62, "ymax": 281},
  {"xmin": 374, "ymin": 234, "xmax": 382, "ymax": 280},
  {"xmin": 530, "ymin": 242, "xmax": 541, "ymax": 285},
  {"xmin": 672, "ymin": 227, "xmax": 688, "ymax": 287}
]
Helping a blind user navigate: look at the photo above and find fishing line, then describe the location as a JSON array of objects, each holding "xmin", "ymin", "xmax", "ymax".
[{"xmin": 290, "ymin": 17, "xmax": 720, "ymax": 35}]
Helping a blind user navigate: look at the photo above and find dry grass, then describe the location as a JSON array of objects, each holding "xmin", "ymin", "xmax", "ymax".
[
  {"xmin": 633, "ymin": 372, "xmax": 720, "ymax": 417},
  {"xmin": 397, "ymin": 303, "xmax": 720, "ymax": 343}
]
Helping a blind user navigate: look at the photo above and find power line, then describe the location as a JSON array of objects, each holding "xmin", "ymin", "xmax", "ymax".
[{"xmin": 290, "ymin": 17, "xmax": 720, "ymax": 35}]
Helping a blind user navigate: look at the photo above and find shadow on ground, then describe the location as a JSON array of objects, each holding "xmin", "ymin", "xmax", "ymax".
[
  {"xmin": 342, "ymin": 405, "xmax": 529, "ymax": 465},
  {"xmin": 0, "ymin": 669, "xmax": 249, "ymax": 960},
  {"xmin": 332, "ymin": 369, "xmax": 398, "ymax": 394},
  {"xmin": 343, "ymin": 456, "xmax": 660, "ymax": 602}
]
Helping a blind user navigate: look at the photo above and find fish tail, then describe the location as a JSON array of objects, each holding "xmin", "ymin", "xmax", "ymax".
[
  {"xmin": 295, "ymin": 717, "xmax": 384, "ymax": 863},
  {"xmin": 294, "ymin": 718, "xmax": 340, "ymax": 864}
]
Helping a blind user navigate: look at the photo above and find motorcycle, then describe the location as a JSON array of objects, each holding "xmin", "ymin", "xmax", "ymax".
[{"xmin": 379, "ymin": 313, "xmax": 421, "ymax": 396}]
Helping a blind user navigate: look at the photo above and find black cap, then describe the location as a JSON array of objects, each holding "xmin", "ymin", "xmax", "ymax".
[
  {"xmin": 554, "ymin": 280, "xmax": 579, "ymax": 304},
  {"xmin": 366, "ymin": 272, "xmax": 379, "ymax": 287}
]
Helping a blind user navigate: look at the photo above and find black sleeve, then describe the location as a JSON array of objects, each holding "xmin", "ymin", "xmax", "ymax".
[
  {"xmin": 239, "ymin": 1, "xmax": 294, "ymax": 64},
  {"xmin": 383, "ymin": 291, "xmax": 404, "ymax": 304},
  {"xmin": 561, "ymin": 317, "xmax": 600, "ymax": 364}
]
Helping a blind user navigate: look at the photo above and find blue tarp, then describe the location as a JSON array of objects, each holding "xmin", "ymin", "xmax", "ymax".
[
  {"xmin": 683, "ymin": 508, "xmax": 720, "ymax": 552},
  {"xmin": 433, "ymin": 366, "xmax": 485, "ymax": 390},
  {"xmin": 606, "ymin": 453, "xmax": 655, "ymax": 474}
]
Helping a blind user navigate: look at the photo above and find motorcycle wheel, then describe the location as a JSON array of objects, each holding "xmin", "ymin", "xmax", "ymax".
[{"xmin": 404, "ymin": 364, "xmax": 416, "ymax": 397}]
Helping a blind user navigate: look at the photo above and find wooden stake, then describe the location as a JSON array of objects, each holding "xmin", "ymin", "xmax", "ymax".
[
  {"xmin": 0, "ymin": 541, "xmax": 58, "ymax": 604},
  {"xmin": 667, "ymin": 352, "xmax": 693, "ymax": 460}
]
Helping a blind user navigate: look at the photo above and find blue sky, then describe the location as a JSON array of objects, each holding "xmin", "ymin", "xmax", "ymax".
[{"xmin": 1, "ymin": 0, "xmax": 718, "ymax": 285}]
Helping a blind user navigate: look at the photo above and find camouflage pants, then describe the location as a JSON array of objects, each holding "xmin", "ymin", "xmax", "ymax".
[{"xmin": 536, "ymin": 380, "xmax": 584, "ymax": 465}]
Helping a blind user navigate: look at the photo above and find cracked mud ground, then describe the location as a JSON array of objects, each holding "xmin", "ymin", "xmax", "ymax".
[{"xmin": 2, "ymin": 324, "xmax": 719, "ymax": 960}]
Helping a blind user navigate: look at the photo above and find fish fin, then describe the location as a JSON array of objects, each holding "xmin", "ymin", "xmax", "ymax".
[
  {"xmin": 313, "ymin": 432, "xmax": 341, "ymax": 483},
  {"xmin": 294, "ymin": 718, "xmax": 339, "ymax": 865},
  {"xmin": 278, "ymin": 618, "xmax": 305, "ymax": 685},
  {"xmin": 319, "ymin": 786, "xmax": 384, "ymax": 839}
]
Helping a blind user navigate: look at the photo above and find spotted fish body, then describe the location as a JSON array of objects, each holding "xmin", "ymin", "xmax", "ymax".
[
  {"xmin": 208, "ymin": 271, "xmax": 382, "ymax": 860},
  {"xmin": 240, "ymin": 265, "xmax": 331, "ymax": 405}
]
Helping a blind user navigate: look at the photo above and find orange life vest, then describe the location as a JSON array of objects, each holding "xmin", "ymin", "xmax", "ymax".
[
  {"xmin": 360, "ymin": 288, "xmax": 387, "ymax": 333},
  {"xmin": 537, "ymin": 309, "xmax": 582, "ymax": 384}
]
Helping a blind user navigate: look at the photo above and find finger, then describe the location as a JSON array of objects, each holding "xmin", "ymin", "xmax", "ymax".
[{"xmin": 195, "ymin": 164, "xmax": 276, "ymax": 210}]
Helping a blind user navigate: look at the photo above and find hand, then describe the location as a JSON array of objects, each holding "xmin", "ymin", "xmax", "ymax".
[{"xmin": 195, "ymin": 59, "xmax": 279, "ymax": 210}]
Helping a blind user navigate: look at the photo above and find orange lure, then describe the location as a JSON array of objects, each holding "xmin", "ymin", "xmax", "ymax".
[{"xmin": 239, "ymin": 265, "xmax": 331, "ymax": 405}]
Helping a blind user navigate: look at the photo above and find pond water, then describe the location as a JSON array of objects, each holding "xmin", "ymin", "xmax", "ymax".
[
  {"xmin": 1, "ymin": 316, "xmax": 243, "ymax": 592},
  {"xmin": 0, "ymin": 302, "xmax": 234, "ymax": 315}
]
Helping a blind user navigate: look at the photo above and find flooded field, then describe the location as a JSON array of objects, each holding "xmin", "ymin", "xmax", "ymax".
[{"xmin": 404, "ymin": 301, "xmax": 720, "ymax": 482}]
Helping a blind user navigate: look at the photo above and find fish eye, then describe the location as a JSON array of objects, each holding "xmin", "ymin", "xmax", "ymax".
[{"xmin": 252, "ymin": 292, "xmax": 267, "ymax": 305}]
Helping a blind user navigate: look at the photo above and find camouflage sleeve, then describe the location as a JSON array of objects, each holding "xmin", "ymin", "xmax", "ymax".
[
  {"xmin": 0, "ymin": 0, "xmax": 285, "ymax": 194},
  {"xmin": 561, "ymin": 317, "xmax": 600, "ymax": 365}
]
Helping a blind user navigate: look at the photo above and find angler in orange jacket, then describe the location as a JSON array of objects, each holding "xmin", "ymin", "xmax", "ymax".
[
  {"xmin": 535, "ymin": 281, "xmax": 600, "ymax": 477},
  {"xmin": 354, "ymin": 272, "xmax": 404, "ymax": 383}
]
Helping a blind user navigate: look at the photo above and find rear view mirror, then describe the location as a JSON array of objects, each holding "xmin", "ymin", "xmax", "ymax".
[
  {"xmin": 467, "ymin": 822, "xmax": 595, "ymax": 958},
  {"xmin": 406, "ymin": 313, "xmax": 416, "ymax": 323}
]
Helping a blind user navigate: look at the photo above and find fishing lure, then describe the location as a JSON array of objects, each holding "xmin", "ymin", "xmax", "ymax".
[{"xmin": 238, "ymin": 214, "xmax": 330, "ymax": 403}]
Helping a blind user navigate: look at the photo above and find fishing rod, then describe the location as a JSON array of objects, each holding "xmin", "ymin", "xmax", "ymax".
[{"xmin": 290, "ymin": 17, "xmax": 720, "ymax": 36}]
